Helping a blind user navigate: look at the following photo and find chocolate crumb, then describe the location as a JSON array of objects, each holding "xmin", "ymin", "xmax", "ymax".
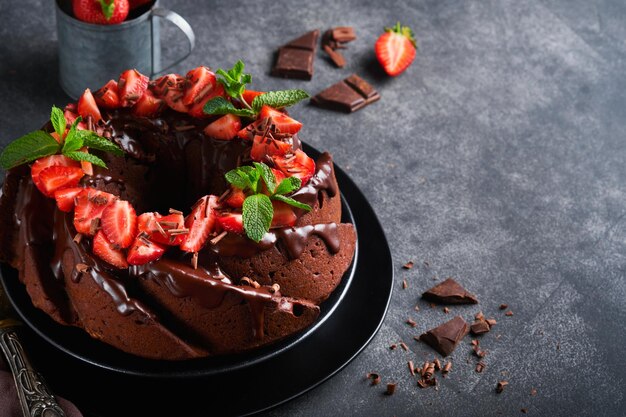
[
  {"xmin": 530, "ymin": 388, "xmax": 537, "ymax": 396},
  {"xmin": 406, "ymin": 318, "xmax": 417, "ymax": 327},
  {"xmin": 496, "ymin": 380, "xmax": 509, "ymax": 393},
  {"xmin": 403, "ymin": 261, "xmax": 414, "ymax": 269},
  {"xmin": 385, "ymin": 383, "xmax": 397, "ymax": 395},
  {"xmin": 475, "ymin": 361, "xmax": 486, "ymax": 373},
  {"xmin": 443, "ymin": 307, "xmax": 450, "ymax": 314},
  {"xmin": 400, "ymin": 342, "xmax": 408, "ymax": 351},
  {"xmin": 521, "ymin": 409, "xmax": 528, "ymax": 414},
  {"xmin": 423, "ymin": 260, "xmax": 430, "ymax": 268},
  {"xmin": 366, "ymin": 372, "xmax": 381, "ymax": 385},
  {"xmin": 499, "ymin": 304, "xmax": 508, "ymax": 310},
  {"xmin": 414, "ymin": 305, "xmax": 420, "ymax": 312},
  {"xmin": 389, "ymin": 343, "xmax": 397, "ymax": 350},
  {"xmin": 402, "ymin": 279, "xmax": 408, "ymax": 289},
  {"xmin": 505, "ymin": 311, "xmax": 514, "ymax": 317}
]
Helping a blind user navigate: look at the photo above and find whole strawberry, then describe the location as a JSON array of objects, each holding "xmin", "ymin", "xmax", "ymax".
[
  {"xmin": 73, "ymin": 0, "xmax": 130, "ymax": 25},
  {"xmin": 375, "ymin": 22, "xmax": 417, "ymax": 76}
]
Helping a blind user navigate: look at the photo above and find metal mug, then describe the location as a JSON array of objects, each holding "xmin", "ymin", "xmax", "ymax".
[{"xmin": 55, "ymin": 0, "xmax": 195, "ymax": 99}]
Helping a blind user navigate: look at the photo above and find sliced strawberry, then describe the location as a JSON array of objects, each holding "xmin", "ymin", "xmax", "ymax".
[
  {"xmin": 183, "ymin": 66, "xmax": 217, "ymax": 106},
  {"xmin": 374, "ymin": 23, "xmax": 417, "ymax": 76},
  {"xmin": 188, "ymin": 82, "xmax": 226, "ymax": 118},
  {"xmin": 217, "ymin": 213, "xmax": 244, "ymax": 234},
  {"xmin": 74, "ymin": 189, "xmax": 117, "ymax": 235},
  {"xmin": 54, "ymin": 187, "xmax": 84, "ymax": 212},
  {"xmin": 224, "ymin": 187, "xmax": 246, "ymax": 208},
  {"xmin": 63, "ymin": 106, "xmax": 87, "ymax": 130},
  {"xmin": 132, "ymin": 89, "xmax": 164, "ymax": 117},
  {"xmin": 273, "ymin": 149, "xmax": 316, "ymax": 185},
  {"xmin": 101, "ymin": 200, "xmax": 137, "ymax": 249},
  {"xmin": 150, "ymin": 73, "xmax": 189, "ymax": 113},
  {"xmin": 250, "ymin": 134, "xmax": 292, "ymax": 162},
  {"xmin": 180, "ymin": 195, "xmax": 218, "ymax": 252},
  {"xmin": 271, "ymin": 201, "xmax": 297, "ymax": 228},
  {"xmin": 93, "ymin": 80, "xmax": 120, "ymax": 109},
  {"xmin": 241, "ymin": 90, "xmax": 265, "ymax": 106},
  {"xmin": 93, "ymin": 230, "xmax": 128, "ymax": 269},
  {"xmin": 259, "ymin": 106, "xmax": 303, "ymax": 135},
  {"xmin": 50, "ymin": 132, "xmax": 62, "ymax": 143},
  {"xmin": 127, "ymin": 237, "xmax": 165, "ymax": 266},
  {"xmin": 31, "ymin": 155, "xmax": 81, "ymax": 193},
  {"xmin": 118, "ymin": 69, "xmax": 149, "ymax": 107},
  {"xmin": 37, "ymin": 166, "xmax": 84, "ymax": 197},
  {"xmin": 271, "ymin": 168, "xmax": 286, "ymax": 184},
  {"xmin": 78, "ymin": 88, "xmax": 102, "ymax": 122},
  {"xmin": 137, "ymin": 212, "xmax": 186, "ymax": 246},
  {"xmin": 203, "ymin": 114, "xmax": 241, "ymax": 141}
]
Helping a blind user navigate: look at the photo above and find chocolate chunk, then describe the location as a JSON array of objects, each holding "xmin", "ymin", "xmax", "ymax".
[
  {"xmin": 311, "ymin": 74, "xmax": 380, "ymax": 113},
  {"xmin": 385, "ymin": 383, "xmax": 397, "ymax": 395},
  {"xmin": 470, "ymin": 320, "xmax": 491, "ymax": 335},
  {"xmin": 332, "ymin": 26, "xmax": 357, "ymax": 43},
  {"xmin": 323, "ymin": 44, "xmax": 346, "ymax": 68},
  {"xmin": 421, "ymin": 278, "xmax": 478, "ymax": 304},
  {"xmin": 419, "ymin": 316, "xmax": 469, "ymax": 356},
  {"xmin": 496, "ymin": 380, "xmax": 509, "ymax": 393},
  {"xmin": 272, "ymin": 30, "xmax": 319, "ymax": 80}
]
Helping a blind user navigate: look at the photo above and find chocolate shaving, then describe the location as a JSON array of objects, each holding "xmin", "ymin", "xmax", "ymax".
[
  {"xmin": 443, "ymin": 307, "xmax": 450, "ymax": 314},
  {"xmin": 75, "ymin": 263, "xmax": 90, "ymax": 273},
  {"xmin": 433, "ymin": 358, "xmax": 441, "ymax": 371},
  {"xmin": 210, "ymin": 230, "xmax": 228, "ymax": 246},
  {"xmin": 385, "ymin": 383, "xmax": 396, "ymax": 395},
  {"xmin": 496, "ymin": 381, "xmax": 509, "ymax": 393},
  {"xmin": 406, "ymin": 318, "xmax": 417, "ymax": 327},
  {"xmin": 422, "ymin": 278, "xmax": 478, "ymax": 304},
  {"xmin": 475, "ymin": 361, "xmax": 486, "ymax": 373},
  {"xmin": 408, "ymin": 360, "xmax": 415, "ymax": 376},
  {"xmin": 402, "ymin": 279, "xmax": 408, "ymax": 289},
  {"xmin": 191, "ymin": 252, "xmax": 198, "ymax": 270},
  {"xmin": 419, "ymin": 316, "xmax": 469, "ymax": 356},
  {"xmin": 499, "ymin": 304, "xmax": 508, "ymax": 310},
  {"xmin": 366, "ymin": 372, "xmax": 381, "ymax": 385},
  {"xmin": 442, "ymin": 361, "xmax": 452, "ymax": 375},
  {"xmin": 399, "ymin": 342, "xmax": 408, "ymax": 351},
  {"xmin": 154, "ymin": 220, "xmax": 167, "ymax": 237},
  {"xmin": 505, "ymin": 310, "xmax": 514, "ymax": 316},
  {"xmin": 403, "ymin": 261, "xmax": 414, "ymax": 269},
  {"xmin": 73, "ymin": 233, "xmax": 83, "ymax": 244},
  {"xmin": 389, "ymin": 343, "xmax": 397, "ymax": 350},
  {"xmin": 169, "ymin": 208, "xmax": 183, "ymax": 215},
  {"xmin": 530, "ymin": 388, "xmax": 537, "ymax": 396}
]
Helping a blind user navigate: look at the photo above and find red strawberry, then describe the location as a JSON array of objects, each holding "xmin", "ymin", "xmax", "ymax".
[
  {"xmin": 118, "ymin": 69, "xmax": 149, "ymax": 107},
  {"xmin": 271, "ymin": 168, "xmax": 286, "ymax": 184},
  {"xmin": 224, "ymin": 187, "xmax": 246, "ymax": 208},
  {"xmin": 180, "ymin": 195, "xmax": 218, "ymax": 252},
  {"xmin": 63, "ymin": 106, "xmax": 87, "ymax": 130},
  {"xmin": 374, "ymin": 22, "xmax": 417, "ymax": 76},
  {"xmin": 54, "ymin": 187, "xmax": 84, "ymax": 212},
  {"xmin": 183, "ymin": 67, "xmax": 217, "ymax": 106},
  {"xmin": 150, "ymin": 73, "xmax": 189, "ymax": 113},
  {"xmin": 38, "ymin": 166, "xmax": 85, "ymax": 197},
  {"xmin": 132, "ymin": 89, "xmax": 164, "ymax": 117},
  {"xmin": 203, "ymin": 114, "xmax": 242, "ymax": 140},
  {"xmin": 73, "ymin": 0, "xmax": 130, "ymax": 25},
  {"xmin": 101, "ymin": 200, "xmax": 137, "ymax": 248},
  {"xmin": 127, "ymin": 237, "xmax": 165, "ymax": 265},
  {"xmin": 93, "ymin": 80, "xmax": 120, "ymax": 109},
  {"xmin": 271, "ymin": 201, "xmax": 297, "ymax": 228},
  {"xmin": 78, "ymin": 88, "xmax": 102, "ymax": 122},
  {"xmin": 250, "ymin": 134, "xmax": 292, "ymax": 162},
  {"xmin": 217, "ymin": 213, "xmax": 244, "ymax": 234},
  {"xmin": 259, "ymin": 106, "xmax": 302, "ymax": 135},
  {"xmin": 188, "ymin": 82, "xmax": 225, "ymax": 118},
  {"xmin": 273, "ymin": 149, "xmax": 316, "ymax": 185},
  {"xmin": 128, "ymin": 0, "xmax": 152, "ymax": 9},
  {"xmin": 93, "ymin": 230, "xmax": 128, "ymax": 269},
  {"xmin": 241, "ymin": 90, "xmax": 265, "ymax": 106},
  {"xmin": 137, "ymin": 212, "xmax": 186, "ymax": 246},
  {"xmin": 74, "ymin": 188, "xmax": 117, "ymax": 235},
  {"xmin": 31, "ymin": 155, "xmax": 81, "ymax": 193}
]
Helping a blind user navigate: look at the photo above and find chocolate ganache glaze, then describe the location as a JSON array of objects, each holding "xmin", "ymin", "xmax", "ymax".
[{"xmin": 0, "ymin": 107, "xmax": 357, "ymax": 359}]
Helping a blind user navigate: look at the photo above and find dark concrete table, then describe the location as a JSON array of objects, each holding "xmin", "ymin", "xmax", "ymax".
[{"xmin": 1, "ymin": 0, "xmax": 625, "ymax": 416}]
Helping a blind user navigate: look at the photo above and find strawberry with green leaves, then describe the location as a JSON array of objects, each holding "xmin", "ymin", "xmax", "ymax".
[
  {"xmin": 375, "ymin": 22, "xmax": 418, "ymax": 76},
  {"xmin": 73, "ymin": 0, "xmax": 129, "ymax": 25}
]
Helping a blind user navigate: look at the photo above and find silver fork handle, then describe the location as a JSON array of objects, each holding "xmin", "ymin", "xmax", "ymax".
[{"xmin": 0, "ymin": 323, "xmax": 66, "ymax": 417}]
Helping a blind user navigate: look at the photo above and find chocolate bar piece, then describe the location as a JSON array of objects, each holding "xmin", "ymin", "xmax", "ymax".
[
  {"xmin": 311, "ymin": 74, "xmax": 380, "ymax": 113},
  {"xmin": 323, "ymin": 45, "xmax": 345, "ymax": 68},
  {"xmin": 422, "ymin": 278, "xmax": 478, "ymax": 304},
  {"xmin": 272, "ymin": 30, "xmax": 319, "ymax": 80},
  {"xmin": 420, "ymin": 316, "xmax": 469, "ymax": 356}
]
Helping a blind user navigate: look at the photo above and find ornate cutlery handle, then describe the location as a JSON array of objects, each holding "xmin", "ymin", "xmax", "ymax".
[{"xmin": 0, "ymin": 321, "xmax": 66, "ymax": 417}]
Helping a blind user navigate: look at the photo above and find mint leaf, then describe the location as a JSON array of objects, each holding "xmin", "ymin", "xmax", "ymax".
[
  {"xmin": 62, "ymin": 120, "xmax": 84, "ymax": 154},
  {"xmin": 242, "ymin": 194, "xmax": 273, "ymax": 242},
  {"xmin": 253, "ymin": 162, "xmax": 276, "ymax": 193},
  {"xmin": 50, "ymin": 106, "xmax": 66, "ymax": 138},
  {"xmin": 203, "ymin": 97, "xmax": 255, "ymax": 118},
  {"xmin": 64, "ymin": 151, "xmax": 107, "ymax": 168},
  {"xmin": 225, "ymin": 168, "xmax": 251, "ymax": 190},
  {"xmin": 80, "ymin": 131, "xmax": 123, "ymax": 156},
  {"xmin": 251, "ymin": 90, "xmax": 310, "ymax": 112},
  {"xmin": 0, "ymin": 131, "xmax": 60, "ymax": 169},
  {"xmin": 216, "ymin": 60, "xmax": 252, "ymax": 100},
  {"xmin": 274, "ymin": 176, "xmax": 302, "ymax": 195},
  {"xmin": 271, "ymin": 194, "xmax": 312, "ymax": 211}
]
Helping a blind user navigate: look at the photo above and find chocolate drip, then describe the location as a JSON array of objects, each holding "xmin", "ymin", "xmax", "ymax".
[
  {"xmin": 292, "ymin": 152, "xmax": 338, "ymax": 207},
  {"xmin": 131, "ymin": 259, "xmax": 277, "ymax": 339}
]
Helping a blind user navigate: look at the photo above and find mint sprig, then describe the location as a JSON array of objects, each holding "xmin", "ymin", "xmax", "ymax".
[
  {"xmin": 224, "ymin": 162, "xmax": 311, "ymax": 242},
  {"xmin": 251, "ymin": 90, "xmax": 310, "ymax": 113},
  {"xmin": 216, "ymin": 60, "xmax": 252, "ymax": 105},
  {"xmin": 0, "ymin": 106, "xmax": 123, "ymax": 170}
]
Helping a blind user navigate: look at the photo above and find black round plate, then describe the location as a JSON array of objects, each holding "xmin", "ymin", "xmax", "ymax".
[{"xmin": 0, "ymin": 145, "xmax": 393, "ymax": 416}]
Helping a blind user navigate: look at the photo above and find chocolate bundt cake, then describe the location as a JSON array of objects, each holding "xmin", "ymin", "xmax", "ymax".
[{"xmin": 0, "ymin": 64, "xmax": 356, "ymax": 360}]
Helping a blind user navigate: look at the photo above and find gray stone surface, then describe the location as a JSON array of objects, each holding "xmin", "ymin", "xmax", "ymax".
[{"xmin": 1, "ymin": 0, "xmax": 625, "ymax": 416}]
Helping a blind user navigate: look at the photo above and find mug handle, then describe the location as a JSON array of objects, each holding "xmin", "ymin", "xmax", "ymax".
[{"xmin": 150, "ymin": 7, "xmax": 195, "ymax": 76}]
